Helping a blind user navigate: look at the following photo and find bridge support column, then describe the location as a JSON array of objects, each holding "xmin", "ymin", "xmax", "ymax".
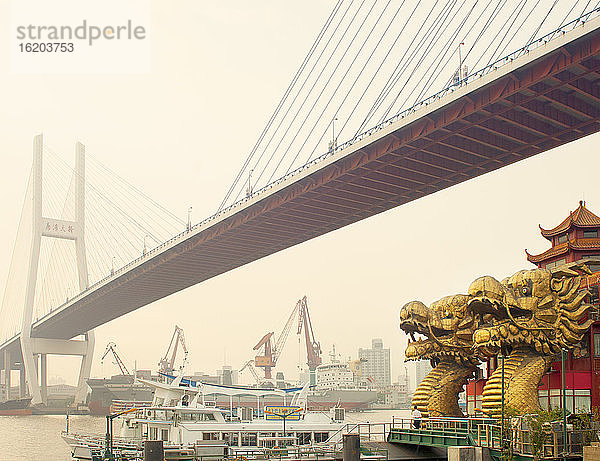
[
  {"xmin": 20, "ymin": 135, "xmax": 95, "ymax": 405},
  {"xmin": 75, "ymin": 331, "xmax": 94, "ymax": 404},
  {"xmin": 40, "ymin": 353, "xmax": 47, "ymax": 403},
  {"xmin": 3, "ymin": 349, "xmax": 10, "ymax": 401},
  {"xmin": 19, "ymin": 364, "xmax": 26, "ymax": 398}
]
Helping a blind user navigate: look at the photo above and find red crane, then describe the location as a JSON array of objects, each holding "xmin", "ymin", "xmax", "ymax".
[
  {"xmin": 158, "ymin": 325, "xmax": 188, "ymax": 376},
  {"xmin": 253, "ymin": 332, "xmax": 275, "ymax": 379},
  {"xmin": 297, "ymin": 296, "xmax": 322, "ymax": 385},
  {"xmin": 253, "ymin": 296, "xmax": 322, "ymax": 382}
]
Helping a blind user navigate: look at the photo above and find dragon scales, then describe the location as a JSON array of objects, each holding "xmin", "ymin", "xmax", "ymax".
[{"xmin": 468, "ymin": 263, "xmax": 593, "ymax": 416}]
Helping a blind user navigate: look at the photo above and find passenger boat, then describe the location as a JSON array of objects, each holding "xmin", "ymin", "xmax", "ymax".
[{"xmin": 63, "ymin": 377, "xmax": 347, "ymax": 458}]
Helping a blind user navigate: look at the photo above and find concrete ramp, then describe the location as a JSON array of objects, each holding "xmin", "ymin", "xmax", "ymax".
[{"xmin": 362, "ymin": 441, "xmax": 447, "ymax": 460}]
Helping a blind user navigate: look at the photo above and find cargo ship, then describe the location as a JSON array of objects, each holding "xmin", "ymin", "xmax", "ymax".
[
  {"xmin": 86, "ymin": 375, "xmax": 154, "ymax": 416},
  {"xmin": 0, "ymin": 397, "xmax": 32, "ymax": 416}
]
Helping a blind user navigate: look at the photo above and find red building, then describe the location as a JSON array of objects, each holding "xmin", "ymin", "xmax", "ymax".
[{"xmin": 466, "ymin": 201, "xmax": 600, "ymax": 415}]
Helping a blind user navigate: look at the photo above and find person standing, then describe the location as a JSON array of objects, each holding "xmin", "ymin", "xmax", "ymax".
[{"xmin": 411, "ymin": 405, "xmax": 422, "ymax": 429}]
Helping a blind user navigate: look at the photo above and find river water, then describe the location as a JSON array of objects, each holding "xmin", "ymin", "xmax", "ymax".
[{"xmin": 0, "ymin": 409, "xmax": 410, "ymax": 460}]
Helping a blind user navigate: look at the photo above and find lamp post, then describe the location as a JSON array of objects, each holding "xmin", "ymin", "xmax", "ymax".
[
  {"xmin": 332, "ymin": 117, "xmax": 338, "ymax": 150},
  {"xmin": 561, "ymin": 348, "xmax": 568, "ymax": 454},
  {"xmin": 186, "ymin": 206, "xmax": 192, "ymax": 231},
  {"xmin": 458, "ymin": 42, "xmax": 465, "ymax": 81},
  {"xmin": 500, "ymin": 352, "xmax": 505, "ymax": 456}
]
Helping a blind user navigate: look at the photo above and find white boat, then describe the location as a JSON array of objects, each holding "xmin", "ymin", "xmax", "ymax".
[{"xmin": 63, "ymin": 376, "xmax": 347, "ymax": 458}]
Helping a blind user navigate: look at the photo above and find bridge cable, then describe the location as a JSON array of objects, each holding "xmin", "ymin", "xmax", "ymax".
[
  {"xmin": 526, "ymin": 0, "xmax": 561, "ymax": 46},
  {"xmin": 286, "ymin": 0, "xmax": 405, "ymax": 170},
  {"xmin": 377, "ymin": 0, "xmax": 462, "ymax": 121},
  {"xmin": 356, "ymin": 0, "xmax": 455, "ymax": 131},
  {"xmin": 217, "ymin": 0, "xmax": 345, "ymax": 212},
  {"xmin": 246, "ymin": 0, "xmax": 371, "ymax": 195},
  {"xmin": 239, "ymin": 0, "xmax": 361, "ymax": 200},
  {"xmin": 305, "ymin": 0, "xmax": 471, "ymax": 163},
  {"xmin": 408, "ymin": 0, "xmax": 478, "ymax": 108},
  {"xmin": 335, "ymin": 0, "xmax": 425, "ymax": 141}
]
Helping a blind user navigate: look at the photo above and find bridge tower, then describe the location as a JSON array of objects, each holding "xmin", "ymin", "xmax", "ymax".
[{"xmin": 20, "ymin": 134, "xmax": 95, "ymax": 406}]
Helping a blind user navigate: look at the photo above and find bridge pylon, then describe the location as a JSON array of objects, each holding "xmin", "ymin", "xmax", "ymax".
[{"xmin": 20, "ymin": 134, "xmax": 95, "ymax": 406}]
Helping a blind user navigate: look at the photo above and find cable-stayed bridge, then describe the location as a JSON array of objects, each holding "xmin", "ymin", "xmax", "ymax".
[{"xmin": 3, "ymin": 3, "xmax": 600, "ymax": 405}]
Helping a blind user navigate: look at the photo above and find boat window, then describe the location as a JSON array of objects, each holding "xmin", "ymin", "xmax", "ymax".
[
  {"xmin": 203, "ymin": 432, "xmax": 219, "ymax": 440},
  {"xmin": 222, "ymin": 432, "xmax": 239, "ymax": 447},
  {"xmin": 297, "ymin": 433, "xmax": 311, "ymax": 445},
  {"xmin": 181, "ymin": 412, "xmax": 194, "ymax": 421},
  {"xmin": 241, "ymin": 432, "xmax": 258, "ymax": 446},
  {"xmin": 198, "ymin": 413, "xmax": 216, "ymax": 421},
  {"xmin": 150, "ymin": 427, "xmax": 158, "ymax": 440},
  {"xmin": 314, "ymin": 432, "xmax": 329, "ymax": 443},
  {"xmin": 161, "ymin": 429, "xmax": 169, "ymax": 441}
]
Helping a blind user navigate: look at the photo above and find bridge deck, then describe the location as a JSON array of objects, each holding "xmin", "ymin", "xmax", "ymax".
[{"xmin": 3, "ymin": 15, "xmax": 600, "ymax": 346}]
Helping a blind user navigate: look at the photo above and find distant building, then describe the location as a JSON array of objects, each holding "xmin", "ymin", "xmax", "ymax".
[
  {"xmin": 217, "ymin": 366, "xmax": 238, "ymax": 385},
  {"xmin": 358, "ymin": 338, "xmax": 391, "ymax": 388},
  {"xmin": 190, "ymin": 371, "xmax": 220, "ymax": 385},
  {"xmin": 414, "ymin": 361, "xmax": 432, "ymax": 391}
]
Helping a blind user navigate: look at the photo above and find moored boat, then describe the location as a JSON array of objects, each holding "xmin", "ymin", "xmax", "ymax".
[
  {"xmin": 64, "ymin": 377, "xmax": 347, "ymax": 459},
  {"xmin": 0, "ymin": 397, "xmax": 32, "ymax": 416}
]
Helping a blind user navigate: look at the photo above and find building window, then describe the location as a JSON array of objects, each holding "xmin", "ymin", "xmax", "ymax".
[
  {"xmin": 594, "ymin": 334, "xmax": 600, "ymax": 357},
  {"xmin": 584, "ymin": 230, "xmax": 598, "ymax": 238},
  {"xmin": 546, "ymin": 258, "xmax": 567, "ymax": 270},
  {"xmin": 575, "ymin": 390, "xmax": 591, "ymax": 412},
  {"xmin": 589, "ymin": 286, "xmax": 600, "ymax": 304},
  {"xmin": 558, "ymin": 234, "xmax": 568, "ymax": 244}
]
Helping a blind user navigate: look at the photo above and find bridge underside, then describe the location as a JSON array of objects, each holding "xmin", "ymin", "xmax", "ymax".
[{"xmin": 18, "ymin": 23, "xmax": 600, "ymax": 341}]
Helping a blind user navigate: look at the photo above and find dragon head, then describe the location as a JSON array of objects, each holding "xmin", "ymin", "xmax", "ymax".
[
  {"xmin": 400, "ymin": 294, "xmax": 480, "ymax": 364},
  {"xmin": 468, "ymin": 262, "xmax": 594, "ymax": 356}
]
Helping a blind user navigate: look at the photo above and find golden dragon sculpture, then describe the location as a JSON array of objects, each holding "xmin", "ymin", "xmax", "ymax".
[
  {"xmin": 402, "ymin": 262, "xmax": 594, "ymax": 417},
  {"xmin": 400, "ymin": 295, "xmax": 481, "ymax": 417},
  {"xmin": 467, "ymin": 263, "xmax": 593, "ymax": 416}
]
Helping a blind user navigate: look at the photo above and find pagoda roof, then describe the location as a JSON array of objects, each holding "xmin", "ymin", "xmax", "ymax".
[
  {"xmin": 539, "ymin": 201, "xmax": 600, "ymax": 240},
  {"xmin": 526, "ymin": 238, "xmax": 600, "ymax": 263}
]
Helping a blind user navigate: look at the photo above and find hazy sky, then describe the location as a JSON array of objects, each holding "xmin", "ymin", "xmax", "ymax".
[{"xmin": 1, "ymin": 1, "xmax": 599, "ymax": 387}]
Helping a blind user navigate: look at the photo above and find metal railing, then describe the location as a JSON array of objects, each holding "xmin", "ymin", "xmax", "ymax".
[{"xmin": 388, "ymin": 416, "xmax": 600, "ymax": 459}]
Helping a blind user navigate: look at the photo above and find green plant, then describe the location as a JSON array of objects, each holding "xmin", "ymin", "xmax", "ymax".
[{"xmin": 523, "ymin": 409, "xmax": 563, "ymax": 460}]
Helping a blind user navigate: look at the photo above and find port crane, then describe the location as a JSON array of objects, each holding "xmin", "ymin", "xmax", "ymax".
[
  {"xmin": 158, "ymin": 325, "xmax": 188, "ymax": 375},
  {"xmin": 297, "ymin": 296, "xmax": 322, "ymax": 385},
  {"xmin": 239, "ymin": 359, "xmax": 264, "ymax": 384},
  {"xmin": 101, "ymin": 342, "xmax": 130, "ymax": 376},
  {"xmin": 253, "ymin": 296, "xmax": 321, "ymax": 381}
]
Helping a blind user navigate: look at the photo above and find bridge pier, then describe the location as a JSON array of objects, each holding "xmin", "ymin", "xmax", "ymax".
[
  {"xmin": 3, "ymin": 349, "xmax": 10, "ymax": 401},
  {"xmin": 19, "ymin": 135, "xmax": 95, "ymax": 406},
  {"xmin": 19, "ymin": 363, "xmax": 26, "ymax": 398},
  {"xmin": 40, "ymin": 353, "xmax": 47, "ymax": 403}
]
